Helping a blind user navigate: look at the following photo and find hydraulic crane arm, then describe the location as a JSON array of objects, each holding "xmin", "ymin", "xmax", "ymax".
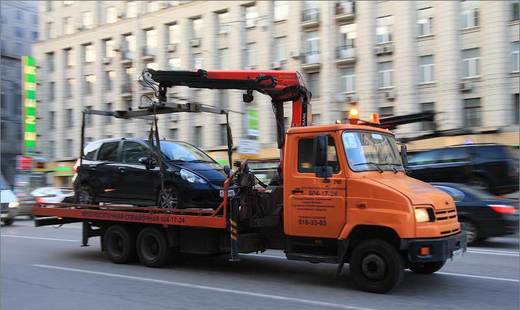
[{"xmin": 144, "ymin": 69, "xmax": 312, "ymax": 149}]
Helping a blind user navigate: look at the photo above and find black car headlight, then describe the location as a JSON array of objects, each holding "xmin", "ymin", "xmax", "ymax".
[{"xmin": 180, "ymin": 169, "xmax": 207, "ymax": 184}]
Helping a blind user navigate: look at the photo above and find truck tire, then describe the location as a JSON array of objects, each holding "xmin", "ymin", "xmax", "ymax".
[
  {"xmin": 1, "ymin": 218, "xmax": 14, "ymax": 226},
  {"xmin": 137, "ymin": 227, "xmax": 172, "ymax": 267},
  {"xmin": 103, "ymin": 225, "xmax": 136, "ymax": 264},
  {"xmin": 349, "ymin": 239, "xmax": 404, "ymax": 294},
  {"xmin": 408, "ymin": 260, "xmax": 446, "ymax": 274}
]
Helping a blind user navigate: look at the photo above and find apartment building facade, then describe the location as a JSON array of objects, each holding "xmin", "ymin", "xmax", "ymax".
[
  {"xmin": 33, "ymin": 0, "xmax": 520, "ymax": 164},
  {"xmin": 1, "ymin": 1, "xmax": 39, "ymax": 185}
]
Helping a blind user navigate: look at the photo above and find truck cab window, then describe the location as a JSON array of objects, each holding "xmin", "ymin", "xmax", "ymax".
[
  {"xmin": 97, "ymin": 142, "xmax": 119, "ymax": 162},
  {"xmin": 298, "ymin": 136, "xmax": 339, "ymax": 173},
  {"xmin": 122, "ymin": 141, "xmax": 150, "ymax": 164}
]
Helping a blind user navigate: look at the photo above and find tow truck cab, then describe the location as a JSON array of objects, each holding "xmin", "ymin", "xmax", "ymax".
[{"xmin": 283, "ymin": 123, "xmax": 465, "ymax": 275}]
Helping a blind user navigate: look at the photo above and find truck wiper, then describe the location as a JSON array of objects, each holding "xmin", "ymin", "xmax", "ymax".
[
  {"xmin": 384, "ymin": 163, "xmax": 403, "ymax": 173},
  {"xmin": 353, "ymin": 162, "xmax": 384, "ymax": 173}
]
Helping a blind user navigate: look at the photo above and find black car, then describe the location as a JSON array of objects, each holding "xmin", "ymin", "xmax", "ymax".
[
  {"xmin": 432, "ymin": 182, "xmax": 518, "ymax": 245},
  {"xmin": 406, "ymin": 144, "xmax": 519, "ymax": 195},
  {"xmin": 74, "ymin": 138, "xmax": 226, "ymax": 209}
]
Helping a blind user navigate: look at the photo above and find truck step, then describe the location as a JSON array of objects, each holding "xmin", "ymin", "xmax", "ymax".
[{"xmin": 286, "ymin": 252, "xmax": 338, "ymax": 264}]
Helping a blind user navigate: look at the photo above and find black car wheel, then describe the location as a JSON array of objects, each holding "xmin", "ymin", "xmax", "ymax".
[
  {"xmin": 77, "ymin": 185, "xmax": 96, "ymax": 205},
  {"xmin": 460, "ymin": 220, "xmax": 479, "ymax": 245},
  {"xmin": 103, "ymin": 225, "xmax": 137, "ymax": 264},
  {"xmin": 408, "ymin": 260, "xmax": 446, "ymax": 274},
  {"xmin": 349, "ymin": 239, "xmax": 404, "ymax": 294},
  {"xmin": 158, "ymin": 187, "xmax": 179, "ymax": 209}
]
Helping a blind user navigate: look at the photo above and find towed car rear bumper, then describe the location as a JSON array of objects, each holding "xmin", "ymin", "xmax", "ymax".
[{"xmin": 401, "ymin": 232, "xmax": 467, "ymax": 263}]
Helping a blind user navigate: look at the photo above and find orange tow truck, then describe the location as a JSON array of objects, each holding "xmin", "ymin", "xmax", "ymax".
[{"xmin": 33, "ymin": 69, "xmax": 466, "ymax": 293}]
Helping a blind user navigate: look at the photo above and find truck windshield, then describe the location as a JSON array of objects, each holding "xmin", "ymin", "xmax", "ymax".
[
  {"xmin": 159, "ymin": 141, "xmax": 215, "ymax": 163},
  {"xmin": 342, "ymin": 131, "xmax": 403, "ymax": 172}
]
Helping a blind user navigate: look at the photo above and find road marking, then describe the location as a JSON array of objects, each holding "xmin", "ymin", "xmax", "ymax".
[
  {"xmin": 467, "ymin": 250, "xmax": 519, "ymax": 257},
  {"xmin": 436, "ymin": 272, "xmax": 519, "ymax": 283},
  {"xmin": 32, "ymin": 264, "xmax": 376, "ymax": 310},
  {"xmin": 1, "ymin": 235, "xmax": 77, "ymax": 242}
]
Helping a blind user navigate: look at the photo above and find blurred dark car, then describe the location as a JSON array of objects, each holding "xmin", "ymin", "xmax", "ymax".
[
  {"xmin": 406, "ymin": 144, "xmax": 519, "ymax": 195},
  {"xmin": 14, "ymin": 191, "xmax": 36, "ymax": 217},
  {"xmin": 432, "ymin": 182, "xmax": 518, "ymax": 245}
]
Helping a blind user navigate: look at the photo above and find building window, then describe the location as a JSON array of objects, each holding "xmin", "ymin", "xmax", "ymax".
[
  {"xmin": 462, "ymin": 48, "xmax": 480, "ymax": 78},
  {"xmin": 122, "ymin": 34, "xmax": 135, "ymax": 59},
  {"xmin": 338, "ymin": 24, "xmax": 356, "ymax": 58},
  {"xmin": 64, "ymin": 16, "xmax": 74, "ymax": 35},
  {"xmin": 15, "ymin": 27, "xmax": 24, "ymax": 38},
  {"xmin": 16, "ymin": 9, "xmax": 23, "ymax": 20},
  {"xmin": 513, "ymin": 0, "xmax": 520, "ymax": 21},
  {"xmin": 194, "ymin": 126, "xmax": 202, "ymax": 147},
  {"xmin": 306, "ymin": 72, "xmax": 320, "ymax": 98},
  {"xmin": 192, "ymin": 53, "xmax": 203, "ymax": 69},
  {"xmin": 81, "ymin": 11, "xmax": 93, "ymax": 29},
  {"xmin": 168, "ymin": 57, "xmax": 181, "ymax": 69},
  {"xmin": 302, "ymin": 1, "xmax": 320, "ymax": 22},
  {"xmin": 376, "ymin": 15, "xmax": 394, "ymax": 44},
  {"xmin": 66, "ymin": 109, "xmax": 74, "ymax": 128},
  {"xmin": 64, "ymin": 48, "xmax": 75, "ymax": 67},
  {"xmin": 84, "ymin": 75, "xmax": 96, "ymax": 95},
  {"xmin": 168, "ymin": 23, "xmax": 179, "ymax": 44},
  {"xmin": 85, "ymin": 106, "xmax": 93, "ymax": 127},
  {"xmin": 127, "ymin": 1, "xmax": 138, "ymax": 18},
  {"xmin": 379, "ymin": 106, "xmax": 394, "ymax": 118},
  {"xmin": 245, "ymin": 5, "xmax": 257, "ymax": 28},
  {"xmin": 378, "ymin": 61, "xmax": 393, "ymax": 89},
  {"xmin": 106, "ymin": 6, "xmax": 117, "ymax": 23},
  {"xmin": 419, "ymin": 55, "xmax": 434, "ymax": 83},
  {"xmin": 49, "ymin": 111, "xmax": 55, "ymax": 129},
  {"xmin": 463, "ymin": 98, "xmax": 481, "ymax": 127},
  {"xmin": 339, "ymin": 67, "xmax": 356, "ymax": 93},
  {"xmin": 105, "ymin": 71, "xmax": 115, "ymax": 90},
  {"xmin": 421, "ymin": 102, "xmax": 435, "ymax": 130},
  {"xmin": 104, "ymin": 39, "xmax": 115, "ymax": 58},
  {"xmin": 274, "ymin": 1, "xmax": 289, "ymax": 22},
  {"xmin": 105, "ymin": 103, "xmax": 112, "ymax": 123},
  {"xmin": 513, "ymin": 94, "xmax": 519, "ymax": 124},
  {"xmin": 32, "ymin": 31, "xmax": 38, "ymax": 40},
  {"xmin": 144, "ymin": 28, "xmax": 157, "ymax": 55},
  {"xmin": 32, "ymin": 14, "xmax": 37, "ymax": 25},
  {"xmin": 274, "ymin": 36, "xmax": 288, "ymax": 63},
  {"xmin": 217, "ymin": 11, "xmax": 230, "ymax": 34},
  {"xmin": 46, "ymin": 22, "xmax": 56, "ymax": 39},
  {"xmin": 244, "ymin": 43, "xmax": 256, "ymax": 68},
  {"xmin": 48, "ymin": 140, "xmax": 55, "ymax": 159},
  {"xmin": 65, "ymin": 139, "xmax": 74, "ymax": 157},
  {"xmin": 84, "ymin": 44, "xmax": 95, "ymax": 63},
  {"xmin": 192, "ymin": 18, "xmax": 203, "ymax": 39},
  {"xmin": 65, "ymin": 78, "xmax": 75, "ymax": 98},
  {"xmin": 417, "ymin": 7, "xmax": 433, "ymax": 37},
  {"xmin": 169, "ymin": 128, "xmax": 178, "ymax": 140},
  {"xmin": 512, "ymin": 41, "xmax": 519, "ymax": 73},
  {"xmin": 304, "ymin": 31, "xmax": 320, "ymax": 64},
  {"xmin": 218, "ymin": 90, "xmax": 228, "ymax": 109},
  {"xmin": 48, "ymin": 82, "xmax": 55, "ymax": 101},
  {"xmin": 46, "ymin": 52, "xmax": 54, "ymax": 72},
  {"xmin": 218, "ymin": 124, "xmax": 227, "ymax": 146},
  {"xmin": 123, "ymin": 67, "xmax": 134, "ymax": 92},
  {"xmin": 217, "ymin": 48, "xmax": 228, "ymax": 69},
  {"xmin": 461, "ymin": 0, "xmax": 479, "ymax": 29}
]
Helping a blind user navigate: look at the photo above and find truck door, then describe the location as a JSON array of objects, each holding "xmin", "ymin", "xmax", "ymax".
[{"xmin": 284, "ymin": 133, "xmax": 347, "ymax": 238}]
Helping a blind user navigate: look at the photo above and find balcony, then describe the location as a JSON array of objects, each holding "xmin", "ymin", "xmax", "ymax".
[
  {"xmin": 302, "ymin": 9, "xmax": 320, "ymax": 29},
  {"xmin": 301, "ymin": 52, "xmax": 320, "ymax": 71},
  {"xmin": 141, "ymin": 47, "xmax": 155, "ymax": 61},
  {"xmin": 336, "ymin": 47, "xmax": 356, "ymax": 65},
  {"xmin": 121, "ymin": 83, "xmax": 133, "ymax": 98},
  {"xmin": 335, "ymin": 1, "xmax": 355, "ymax": 23},
  {"xmin": 120, "ymin": 51, "xmax": 133, "ymax": 66}
]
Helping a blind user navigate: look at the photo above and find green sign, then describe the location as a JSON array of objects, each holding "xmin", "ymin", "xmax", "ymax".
[
  {"xmin": 22, "ymin": 56, "xmax": 37, "ymax": 154},
  {"xmin": 247, "ymin": 108, "xmax": 259, "ymax": 136}
]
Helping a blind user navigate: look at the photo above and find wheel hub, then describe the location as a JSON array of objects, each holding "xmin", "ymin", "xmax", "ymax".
[
  {"xmin": 159, "ymin": 189, "xmax": 178, "ymax": 209},
  {"xmin": 361, "ymin": 253, "xmax": 387, "ymax": 280}
]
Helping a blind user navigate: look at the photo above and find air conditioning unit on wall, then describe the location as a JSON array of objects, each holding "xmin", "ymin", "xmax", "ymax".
[
  {"xmin": 190, "ymin": 38, "xmax": 201, "ymax": 47},
  {"xmin": 384, "ymin": 90, "xmax": 396, "ymax": 101},
  {"xmin": 459, "ymin": 81, "xmax": 473, "ymax": 92}
]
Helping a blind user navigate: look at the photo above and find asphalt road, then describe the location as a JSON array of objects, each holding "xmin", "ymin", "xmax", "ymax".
[{"xmin": 1, "ymin": 220, "xmax": 518, "ymax": 310}]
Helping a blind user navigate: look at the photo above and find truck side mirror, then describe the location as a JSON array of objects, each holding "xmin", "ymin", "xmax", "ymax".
[{"xmin": 313, "ymin": 135, "xmax": 332, "ymax": 179}]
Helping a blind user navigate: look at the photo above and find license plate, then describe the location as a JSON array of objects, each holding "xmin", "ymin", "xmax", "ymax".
[{"xmin": 220, "ymin": 189, "xmax": 235, "ymax": 198}]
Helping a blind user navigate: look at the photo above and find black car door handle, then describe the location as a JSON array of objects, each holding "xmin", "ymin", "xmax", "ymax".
[
  {"xmin": 88, "ymin": 167, "xmax": 96, "ymax": 171},
  {"xmin": 118, "ymin": 167, "xmax": 126, "ymax": 173},
  {"xmin": 292, "ymin": 188, "xmax": 304, "ymax": 194}
]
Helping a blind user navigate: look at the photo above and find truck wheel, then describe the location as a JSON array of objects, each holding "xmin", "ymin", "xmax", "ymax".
[
  {"xmin": 409, "ymin": 260, "xmax": 446, "ymax": 274},
  {"xmin": 349, "ymin": 239, "xmax": 404, "ymax": 294},
  {"xmin": 103, "ymin": 225, "xmax": 136, "ymax": 264},
  {"xmin": 137, "ymin": 227, "xmax": 172, "ymax": 267},
  {"xmin": 1, "ymin": 218, "xmax": 14, "ymax": 226}
]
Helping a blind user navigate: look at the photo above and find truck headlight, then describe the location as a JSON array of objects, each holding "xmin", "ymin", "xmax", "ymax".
[
  {"xmin": 180, "ymin": 169, "xmax": 207, "ymax": 184},
  {"xmin": 8, "ymin": 201, "xmax": 19, "ymax": 209},
  {"xmin": 415, "ymin": 208, "xmax": 432, "ymax": 223}
]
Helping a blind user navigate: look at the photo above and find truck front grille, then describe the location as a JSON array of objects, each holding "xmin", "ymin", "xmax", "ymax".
[{"xmin": 435, "ymin": 207, "xmax": 457, "ymax": 221}]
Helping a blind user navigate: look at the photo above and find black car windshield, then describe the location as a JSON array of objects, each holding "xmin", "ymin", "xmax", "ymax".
[
  {"xmin": 342, "ymin": 131, "xmax": 403, "ymax": 172},
  {"xmin": 159, "ymin": 141, "xmax": 215, "ymax": 163}
]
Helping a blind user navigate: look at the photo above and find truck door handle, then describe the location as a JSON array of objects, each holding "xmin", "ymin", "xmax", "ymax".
[
  {"xmin": 292, "ymin": 188, "xmax": 303, "ymax": 194},
  {"xmin": 118, "ymin": 167, "xmax": 126, "ymax": 173}
]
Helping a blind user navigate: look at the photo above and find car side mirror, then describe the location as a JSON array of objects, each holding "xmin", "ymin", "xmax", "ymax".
[
  {"xmin": 223, "ymin": 165, "xmax": 231, "ymax": 176},
  {"xmin": 138, "ymin": 156, "xmax": 155, "ymax": 169},
  {"xmin": 313, "ymin": 135, "xmax": 332, "ymax": 179}
]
